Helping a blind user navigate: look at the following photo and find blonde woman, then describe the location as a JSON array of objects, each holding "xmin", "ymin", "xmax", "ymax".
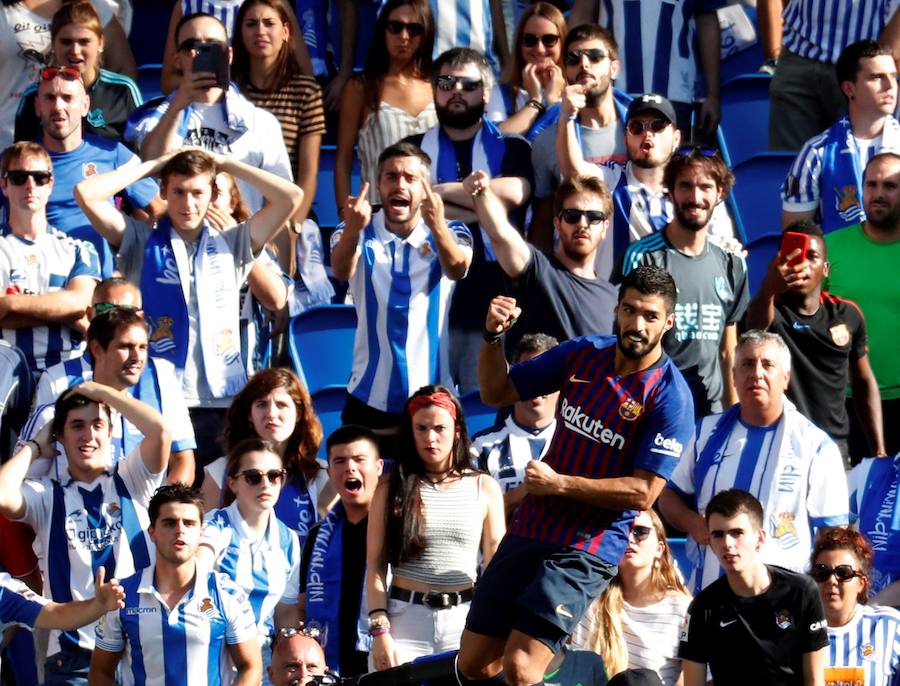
[{"xmin": 571, "ymin": 510, "xmax": 691, "ymax": 686}]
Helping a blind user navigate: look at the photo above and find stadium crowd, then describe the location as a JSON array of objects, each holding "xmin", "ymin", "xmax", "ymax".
[{"xmin": 0, "ymin": 0, "xmax": 900, "ymax": 685}]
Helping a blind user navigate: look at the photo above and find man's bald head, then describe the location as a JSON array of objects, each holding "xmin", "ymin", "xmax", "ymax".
[{"xmin": 268, "ymin": 634, "xmax": 327, "ymax": 686}]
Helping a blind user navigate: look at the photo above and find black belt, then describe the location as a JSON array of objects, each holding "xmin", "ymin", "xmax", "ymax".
[{"xmin": 389, "ymin": 586, "xmax": 474, "ymax": 609}]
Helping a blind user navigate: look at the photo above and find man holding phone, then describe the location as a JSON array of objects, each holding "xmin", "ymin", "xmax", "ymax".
[
  {"xmin": 745, "ymin": 221, "xmax": 886, "ymax": 463},
  {"xmin": 125, "ymin": 11, "xmax": 292, "ymax": 214}
]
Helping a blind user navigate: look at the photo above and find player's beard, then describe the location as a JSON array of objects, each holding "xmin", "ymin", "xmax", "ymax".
[{"xmin": 617, "ymin": 327, "xmax": 664, "ymax": 359}]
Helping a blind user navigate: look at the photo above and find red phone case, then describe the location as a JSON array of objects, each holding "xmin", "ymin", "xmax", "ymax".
[{"xmin": 780, "ymin": 232, "xmax": 809, "ymax": 267}]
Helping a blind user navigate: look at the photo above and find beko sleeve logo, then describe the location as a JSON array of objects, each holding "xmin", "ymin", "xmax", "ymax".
[{"xmin": 650, "ymin": 433, "xmax": 684, "ymax": 458}]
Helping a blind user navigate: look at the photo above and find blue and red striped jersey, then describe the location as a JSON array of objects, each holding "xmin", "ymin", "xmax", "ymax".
[{"xmin": 508, "ymin": 335, "xmax": 694, "ymax": 564}]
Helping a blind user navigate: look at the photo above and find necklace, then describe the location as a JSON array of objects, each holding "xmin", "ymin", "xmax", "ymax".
[{"xmin": 423, "ymin": 469, "xmax": 455, "ymax": 485}]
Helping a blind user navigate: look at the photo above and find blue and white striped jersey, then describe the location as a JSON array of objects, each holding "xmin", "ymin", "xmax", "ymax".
[
  {"xmin": 200, "ymin": 501, "xmax": 301, "ymax": 641},
  {"xmin": 825, "ymin": 604, "xmax": 900, "ymax": 685},
  {"xmin": 782, "ymin": 0, "xmax": 896, "ymax": 64},
  {"xmin": 471, "ymin": 414, "xmax": 556, "ymax": 494},
  {"xmin": 0, "ymin": 572, "xmax": 45, "ymax": 635},
  {"xmin": 597, "ymin": 0, "xmax": 725, "ymax": 103},
  {"xmin": 332, "ymin": 212, "xmax": 473, "ymax": 414},
  {"xmin": 17, "ymin": 447, "xmax": 165, "ymax": 655},
  {"xmin": 95, "ymin": 563, "xmax": 259, "ymax": 686},
  {"xmin": 669, "ymin": 401, "xmax": 850, "ymax": 593},
  {"xmin": 430, "ymin": 0, "xmax": 499, "ymax": 73},
  {"xmin": 180, "ymin": 0, "xmax": 242, "ymax": 43},
  {"xmin": 0, "ymin": 226, "xmax": 100, "ymax": 373},
  {"xmin": 848, "ymin": 456, "xmax": 900, "ymax": 595}
]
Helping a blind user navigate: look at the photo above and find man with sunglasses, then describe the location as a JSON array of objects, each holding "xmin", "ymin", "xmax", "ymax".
[
  {"xmin": 269, "ymin": 627, "xmax": 329, "ymax": 686},
  {"xmin": 0, "ymin": 141, "xmax": 101, "ymax": 378},
  {"xmin": 659, "ymin": 331, "xmax": 848, "ymax": 595},
  {"xmin": 0, "ymin": 380, "xmax": 171, "ymax": 686},
  {"xmin": 127, "ymin": 12, "xmax": 292, "ymax": 216},
  {"xmin": 91, "ymin": 484, "xmax": 262, "ymax": 686},
  {"xmin": 678, "ymin": 488, "xmax": 829, "ymax": 686},
  {"xmin": 618, "ymin": 146, "xmax": 748, "ymax": 419},
  {"xmin": 529, "ymin": 24, "xmax": 629, "ymax": 254},
  {"xmin": 463, "ymin": 170, "xmax": 617, "ymax": 354},
  {"xmin": 404, "ymin": 47, "xmax": 533, "ymax": 394},
  {"xmin": 31, "ymin": 65, "xmax": 161, "ymax": 279}
]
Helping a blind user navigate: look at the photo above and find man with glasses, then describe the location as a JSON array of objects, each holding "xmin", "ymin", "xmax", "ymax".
[
  {"xmin": 0, "ymin": 141, "xmax": 100, "ymax": 378},
  {"xmin": 32, "ymin": 65, "xmax": 160, "ymax": 278},
  {"xmin": 529, "ymin": 23, "xmax": 628, "ymax": 254},
  {"xmin": 659, "ymin": 331, "xmax": 849, "ymax": 594},
  {"xmin": 127, "ymin": 11, "xmax": 292, "ymax": 215},
  {"xmin": 20, "ymin": 287, "xmax": 197, "ymax": 485},
  {"xmin": 678, "ymin": 488, "xmax": 829, "ymax": 686},
  {"xmin": 91, "ymin": 484, "xmax": 262, "ymax": 686},
  {"xmin": 463, "ymin": 170, "xmax": 617, "ymax": 354},
  {"xmin": 404, "ymin": 47, "xmax": 533, "ymax": 394},
  {"xmin": 617, "ymin": 147, "xmax": 749, "ymax": 418}
]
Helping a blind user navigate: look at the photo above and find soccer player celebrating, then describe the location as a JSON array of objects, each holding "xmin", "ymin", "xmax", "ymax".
[{"xmin": 456, "ymin": 265, "xmax": 694, "ymax": 686}]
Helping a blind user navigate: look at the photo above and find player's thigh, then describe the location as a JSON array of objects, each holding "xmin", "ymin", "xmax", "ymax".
[{"xmin": 501, "ymin": 630, "xmax": 556, "ymax": 686}]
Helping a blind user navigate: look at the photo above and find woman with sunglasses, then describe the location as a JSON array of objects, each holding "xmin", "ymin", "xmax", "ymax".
[
  {"xmin": 199, "ymin": 368, "xmax": 332, "ymax": 546},
  {"xmin": 0, "ymin": 0, "xmax": 136, "ymax": 149},
  {"xmin": 334, "ymin": 0, "xmax": 436, "ymax": 207},
  {"xmin": 367, "ymin": 385, "xmax": 505, "ymax": 669},
  {"xmin": 810, "ymin": 527, "xmax": 900, "ymax": 684},
  {"xmin": 14, "ymin": 1, "xmax": 141, "ymax": 144},
  {"xmin": 497, "ymin": 2, "xmax": 565, "ymax": 140},
  {"xmin": 571, "ymin": 510, "xmax": 691, "ymax": 685},
  {"xmin": 198, "ymin": 437, "xmax": 303, "ymax": 685}
]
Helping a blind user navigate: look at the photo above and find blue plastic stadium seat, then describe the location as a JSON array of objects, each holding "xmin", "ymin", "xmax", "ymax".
[
  {"xmin": 311, "ymin": 385, "xmax": 348, "ymax": 459},
  {"xmin": 717, "ymin": 73, "xmax": 772, "ymax": 168},
  {"xmin": 461, "ymin": 390, "xmax": 499, "ymax": 438},
  {"xmin": 729, "ymin": 152, "xmax": 795, "ymax": 245},
  {"xmin": 313, "ymin": 146, "xmax": 361, "ymax": 228},
  {"xmin": 137, "ymin": 63, "xmax": 163, "ymax": 103},
  {"xmin": 287, "ymin": 304, "xmax": 357, "ymax": 395},
  {"xmin": 745, "ymin": 233, "xmax": 782, "ymax": 297}
]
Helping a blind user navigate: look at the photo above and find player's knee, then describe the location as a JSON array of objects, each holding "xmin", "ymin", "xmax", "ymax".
[
  {"xmin": 501, "ymin": 649, "xmax": 543, "ymax": 686},
  {"xmin": 457, "ymin": 649, "xmax": 500, "ymax": 681}
]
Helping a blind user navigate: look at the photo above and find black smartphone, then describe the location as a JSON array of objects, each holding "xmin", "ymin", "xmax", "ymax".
[{"xmin": 192, "ymin": 42, "xmax": 229, "ymax": 89}]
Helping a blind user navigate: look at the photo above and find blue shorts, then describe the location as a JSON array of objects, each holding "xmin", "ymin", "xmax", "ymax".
[{"xmin": 466, "ymin": 535, "xmax": 617, "ymax": 652}]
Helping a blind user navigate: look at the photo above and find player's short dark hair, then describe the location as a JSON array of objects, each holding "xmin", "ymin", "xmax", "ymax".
[
  {"xmin": 376, "ymin": 142, "xmax": 432, "ymax": 178},
  {"xmin": 663, "ymin": 148, "xmax": 735, "ymax": 200},
  {"xmin": 835, "ymin": 40, "xmax": 893, "ymax": 85},
  {"xmin": 563, "ymin": 23, "xmax": 618, "ymax": 61},
  {"xmin": 159, "ymin": 149, "xmax": 216, "ymax": 188},
  {"xmin": 87, "ymin": 309, "xmax": 148, "ymax": 351},
  {"xmin": 618, "ymin": 265, "xmax": 677, "ymax": 314},
  {"xmin": 553, "ymin": 174, "xmax": 612, "ymax": 217},
  {"xmin": 51, "ymin": 391, "xmax": 112, "ymax": 437},
  {"xmin": 513, "ymin": 333, "xmax": 559, "ymax": 363},
  {"xmin": 174, "ymin": 11, "xmax": 227, "ymax": 46},
  {"xmin": 783, "ymin": 220, "xmax": 824, "ymax": 239},
  {"xmin": 705, "ymin": 488, "xmax": 764, "ymax": 530},
  {"xmin": 148, "ymin": 483, "xmax": 204, "ymax": 527},
  {"xmin": 326, "ymin": 425, "xmax": 380, "ymax": 463}
]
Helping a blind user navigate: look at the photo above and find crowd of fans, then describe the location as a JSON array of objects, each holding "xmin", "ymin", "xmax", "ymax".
[{"xmin": 0, "ymin": 0, "xmax": 899, "ymax": 685}]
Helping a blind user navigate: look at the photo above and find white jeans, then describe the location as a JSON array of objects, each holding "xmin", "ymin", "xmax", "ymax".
[{"xmin": 381, "ymin": 595, "xmax": 472, "ymax": 666}]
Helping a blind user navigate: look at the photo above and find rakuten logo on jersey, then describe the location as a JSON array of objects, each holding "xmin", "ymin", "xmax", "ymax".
[{"xmin": 560, "ymin": 398, "xmax": 626, "ymax": 449}]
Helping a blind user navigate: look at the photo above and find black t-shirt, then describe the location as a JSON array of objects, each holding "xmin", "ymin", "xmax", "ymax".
[
  {"xmin": 766, "ymin": 293, "xmax": 867, "ymax": 440},
  {"xmin": 679, "ymin": 565, "xmax": 828, "ymax": 686},
  {"xmin": 300, "ymin": 516, "xmax": 369, "ymax": 677},
  {"xmin": 505, "ymin": 245, "xmax": 618, "ymax": 354},
  {"xmin": 404, "ymin": 129, "xmax": 534, "ymax": 331}
]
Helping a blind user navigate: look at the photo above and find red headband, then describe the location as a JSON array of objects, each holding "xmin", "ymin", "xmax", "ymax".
[{"xmin": 407, "ymin": 392, "xmax": 458, "ymax": 420}]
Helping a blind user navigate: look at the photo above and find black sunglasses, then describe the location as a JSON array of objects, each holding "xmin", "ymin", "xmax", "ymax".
[
  {"xmin": 235, "ymin": 468, "xmax": 286, "ymax": 486},
  {"xmin": 522, "ymin": 33, "xmax": 560, "ymax": 48},
  {"xmin": 558, "ymin": 208, "xmax": 607, "ymax": 225},
  {"xmin": 178, "ymin": 37, "xmax": 226, "ymax": 53},
  {"xmin": 675, "ymin": 145, "xmax": 718, "ymax": 158},
  {"xmin": 630, "ymin": 525, "xmax": 652, "ymax": 542},
  {"xmin": 385, "ymin": 20, "xmax": 425, "ymax": 37},
  {"xmin": 436, "ymin": 75, "xmax": 483, "ymax": 92},
  {"xmin": 627, "ymin": 118, "xmax": 670, "ymax": 136},
  {"xmin": 564, "ymin": 48, "xmax": 608, "ymax": 66},
  {"xmin": 809, "ymin": 564, "xmax": 863, "ymax": 583},
  {"xmin": 3, "ymin": 170, "xmax": 52, "ymax": 186}
]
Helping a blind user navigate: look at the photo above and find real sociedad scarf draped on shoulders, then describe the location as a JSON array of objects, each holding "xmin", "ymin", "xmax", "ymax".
[
  {"xmin": 141, "ymin": 219, "xmax": 247, "ymax": 398},
  {"xmin": 304, "ymin": 502, "xmax": 369, "ymax": 672}
]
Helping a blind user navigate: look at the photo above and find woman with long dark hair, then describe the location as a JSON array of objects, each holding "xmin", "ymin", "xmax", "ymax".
[
  {"xmin": 366, "ymin": 385, "xmax": 505, "ymax": 669},
  {"xmin": 334, "ymin": 0, "xmax": 436, "ymax": 207}
]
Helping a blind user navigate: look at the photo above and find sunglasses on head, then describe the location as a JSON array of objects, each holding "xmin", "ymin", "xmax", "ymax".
[
  {"xmin": 93, "ymin": 303, "xmax": 142, "ymax": 316},
  {"xmin": 177, "ymin": 37, "xmax": 225, "ymax": 52},
  {"xmin": 558, "ymin": 208, "xmax": 607, "ymax": 225},
  {"xmin": 675, "ymin": 145, "xmax": 718, "ymax": 158},
  {"xmin": 3, "ymin": 170, "xmax": 52, "ymax": 186},
  {"xmin": 235, "ymin": 468, "xmax": 286, "ymax": 486},
  {"xmin": 627, "ymin": 118, "xmax": 670, "ymax": 136},
  {"xmin": 40, "ymin": 66, "xmax": 81, "ymax": 82},
  {"xmin": 564, "ymin": 48, "xmax": 608, "ymax": 66},
  {"xmin": 522, "ymin": 33, "xmax": 560, "ymax": 48},
  {"xmin": 629, "ymin": 525, "xmax": 652, "ymax": 542},
  {"xmin": 385, "ymin": 20, "xmax": 425, "ymax": 37},
  {"xmin": 436, "ymin": 75, "xmax": 483, "ymax": 92},
  {"xmin": 809, "ymin": 564, "xmax": 863, "ymax": 583}
]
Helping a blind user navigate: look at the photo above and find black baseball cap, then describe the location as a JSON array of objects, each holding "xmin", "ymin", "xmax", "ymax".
[
  {"xmin": 626, "ymin": 93, "xmax": 677, "ymax": 124},
  {"xmin": 608, "ymin": 668, "xmax": 665, "ymax": 686}
]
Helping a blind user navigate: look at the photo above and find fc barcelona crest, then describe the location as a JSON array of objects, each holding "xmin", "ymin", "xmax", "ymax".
[
  {"xmin": 829, "ymin": 323, "xmax": 850, "ymax": 347},
  {"xmin": 619, "ymin": 396, "xmax": 643, "ymax": 421}
]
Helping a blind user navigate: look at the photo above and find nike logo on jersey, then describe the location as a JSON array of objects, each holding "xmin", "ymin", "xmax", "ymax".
[
  {"xmin": 568, "ymin": 374, "xmax": 591, "ymax": 384},
  {"xmin": 555, "ymin": 604, "xmax": 574, "ymax": 619},
  {"xmin": 719, "ymin": 619, "xmax": 737, "ymax": 627},
  {"xmin": 792, "ymin": 321, "xmax": 810, "ymax": 330}
]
